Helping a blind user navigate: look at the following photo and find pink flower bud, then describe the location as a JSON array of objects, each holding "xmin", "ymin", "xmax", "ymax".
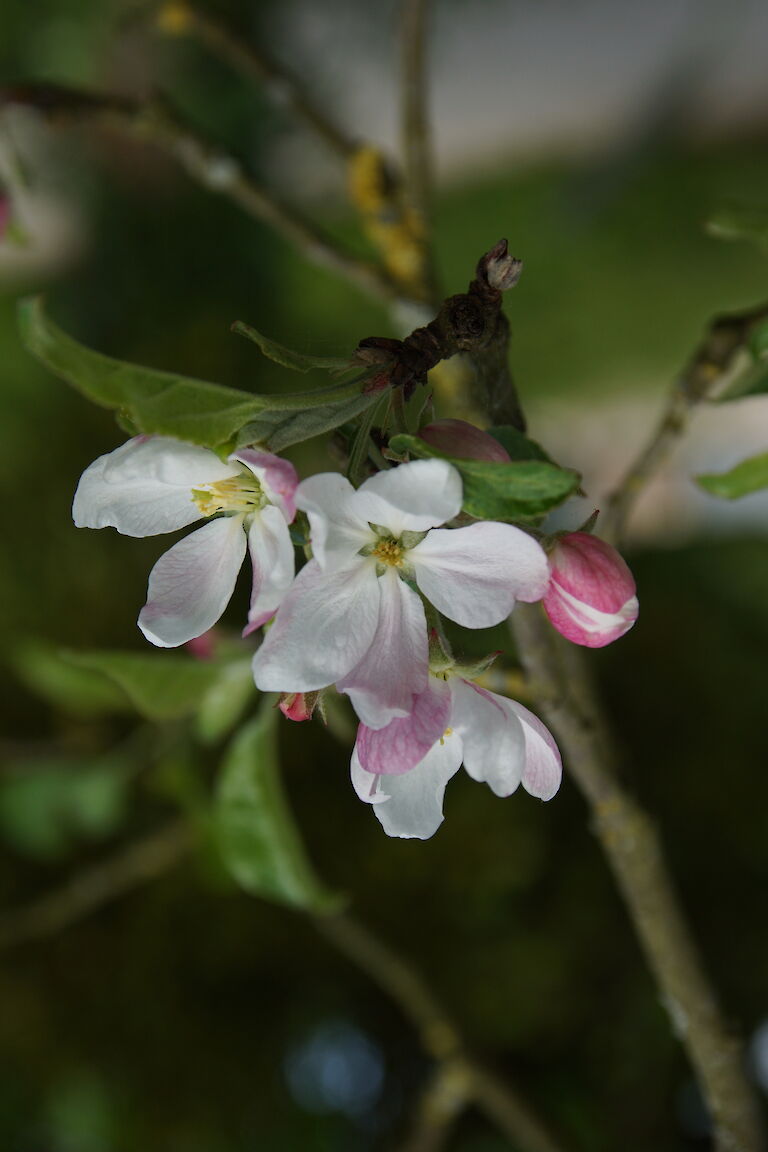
[
  {"xmin": 419, "ymin": 419, "xmax": 511, "ymax": 463},
  {"xmin": 544, "ymin": 532, "xmax": 638, "ymax": 648},
  {"xmin": 279, "ymin": 692, "xmax": 319, "ymax": 722}
]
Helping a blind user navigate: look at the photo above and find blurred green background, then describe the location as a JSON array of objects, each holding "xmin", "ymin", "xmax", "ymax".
[{"xmin": 1, "ymin": 1, "xmax": 767, "ymax": 1149}]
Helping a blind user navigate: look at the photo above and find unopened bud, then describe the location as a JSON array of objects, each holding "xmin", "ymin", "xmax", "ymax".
[
  {"xmin": 279, "ymin": 691, "xmax": 321, "ymax": 722},
  {"xmin": 419, "ymin": 419, "xmax": 511, "ymax": 463},
  {"xmin": 482, "ymin": 239, "xmax": 523, "ymax": 292},
  {"xmin": 544, "ymin": 532, "xmax": 638, "ymax": 649}
]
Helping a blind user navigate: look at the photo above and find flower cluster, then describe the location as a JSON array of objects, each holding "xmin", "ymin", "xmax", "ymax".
[{"xmin": 74, "ymin": 430, "xmax": 638, "ymax": 838}]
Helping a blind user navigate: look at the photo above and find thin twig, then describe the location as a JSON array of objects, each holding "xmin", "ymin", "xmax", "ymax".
[
  {"xmin": 156, "ymin": 3, "xmax": 357, "ymax": 158},
  {"xmin": 1, "ymin": 84, "xmax": 404, "ymax": 306},
  {"xmin": 400, "ymin": 0, "xmax": 437, "ymax": 302},
  {"xmin": 316, "ymin": 911, "xmax": 569, "ymax": 1152},
  {"xmin": 510, "ymin": 605, "xmax": 763, "ymax": 1152},
  {"xmin": 602, "ymin": 301, "xmax": 768, "ymax": 545},
  {"xmin": 0, "ymin": 820, "xmax": 192, "ymax": 952}
]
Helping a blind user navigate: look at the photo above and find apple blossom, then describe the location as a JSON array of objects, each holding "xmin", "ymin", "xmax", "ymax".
[
  {"xmin": 252, "ymin": 459, "xmax": 549, "ymax": 729},
  {"xmin": 351, "ymin": 672, "xmax": 562, "ymax": 839},
  {"xmin": 73, "ymin": 435, "xmax": 298, "ymax": 647},
  {"xmin": 544, "ymin": 531, "xmax": 638, "ymax": 649}
]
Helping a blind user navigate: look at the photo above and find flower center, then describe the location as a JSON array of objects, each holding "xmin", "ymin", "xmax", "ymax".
[
  {"xmin": 191, "ymin": 472, "xmax": 265, "ymax": 517},
  {"xmin": 371, "ymin": 538, "xmax": 405, "ymax": 568}
]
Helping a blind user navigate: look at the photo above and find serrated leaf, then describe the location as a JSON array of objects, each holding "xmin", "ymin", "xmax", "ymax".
[
  {"xmin": 695, "ymin": 452, "xmax": 768, "ymax": 499},
  {"xmin": 214, "ymin": 703, "xmax": 338, "ymax": 910},
  {"xmin": 389, "ymin": 433, "xmax": 580, "ymax": 520},
  {"xmin": 63, "ymin": 650, "xmax": 229, "ymax": 721},
  {"xmin": 706, "ymin": 205, "xmax": 768, "ymax": 250},
  {"xmin": 487, "ymin": 425, "xmax": 551, "ymax": 462},
  {"xmin": 232, "ymin": 321, "xmax": 349, "ymax": 372},
  {"xmin": 236, "ymin": 389, "xmax": 379, "ymax": 452},
  {"xmin": 18, "ymin": 298, "xmax": 370, "ymax": 449}
]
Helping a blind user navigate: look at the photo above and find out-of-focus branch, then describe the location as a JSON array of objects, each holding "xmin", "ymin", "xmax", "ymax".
[
  {"xmin": 0, "ymin": 820, "xmax": 192, "ymax": 952},
  {"xmin": 1, "ymin": 84, "xmax": 405, "ymax": 306},
  {"xmin": 316, "ymin": 911, "xmax": 569, "ymax": 1152},
  {"xmin": 399, "ymin": 0, "xmax": 437, "ymax": 303},
  {"xmin": 154, "ymin": 1, "xmax": 357, "ymax": 159},
  {"xmin": 602, "ymin": 301, "xmax": 768, "ymax": 545}
]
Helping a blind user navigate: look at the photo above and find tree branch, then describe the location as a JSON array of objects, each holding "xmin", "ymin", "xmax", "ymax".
[
  {"xmin": 1, "ymin": 84, "xmax": 404, "ymax": 306},
  {"xmin": 602, "ymin": 301, "xmax": 768, "ymax": 545}
]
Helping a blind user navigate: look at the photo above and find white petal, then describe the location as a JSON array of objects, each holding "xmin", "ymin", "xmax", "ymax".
[
  {"xmin": 296, "ymin": 472, "xmax": 374, "ymax": 571},
  {"xmin": 506, "ymin": 700, "xmax": 562, "ymax": 801},
  {"xmin": 252, "ymin": 558, "xmax": 380, "ymax": 691},
  {"xmin": 355, "ymin": 676, "xmax": 452, "ymax": 775},
  {"xmin": 450, "ymin": 679, "xmax": 525, "ymax": 797},
  {"xmin": 138, "ymin": 515, "xmax": 246, "ymax": 647},
  {"xmin": 73, "ymin": 436, "xmax": 238, "ymax": 537},
  {"xmin": 350, "ymin": 459, "xmax": 462, "ymax": 535},
  {"xmin": 410, "ymin": 521, "xmax": 549, "ymax": 628},
  {"xmin": 353, "ymin": 736, "xmax": 463, "ymax": 839},
  {"xmin": 337, "ymin": 569, "xmax": 428, "ymax": 729},
  {"xmin": 231, "ymin": 448, "xmax": 298, "ymax": 522},
  {"xmin": 243, "ymin": 505, "xmax": 296, "ymax": 636}
]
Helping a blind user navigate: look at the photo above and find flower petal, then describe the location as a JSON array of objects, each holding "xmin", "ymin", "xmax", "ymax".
[
  {"xmin": 506, "ymin": 700, "xmax": 562, "ymax": 800},
  {"xmin": 252, "ymin": 558, "xmax": 380, "ymax": 691},
  {"xmin": 231, "ymin": 448, "xmax": 299, "ymax": 523},
  {"xmin": 337, "ymin": 569, "xmax": 428, "ymax": 729},
  {"xmin": 355, "ymin": 676, "xmax": 451, "ymax": 775},
  {"xmin": 296, "ymin": 473, "xmax": 374, "ymax": 571},
  {"xmin": 351, "ymin": 459, "xmax": 462, "ymax": 535},
  {"xmin": 544, "ymin": 583, "xmax": 639, "ymax": 649},
  {"xmin": 73, "ymin": 436, "xmax": 238, "ymax": 537},
  {"xmin": 138, "ymin": 515, "xmax": 246, "ymax": 647},
  {"xmin": 450, "ymin": 679, "xmax": 525, "ymax": 797},
  {"xmin": 352, "ymin": 736, "xmax": 463, "ymax": 840},
  {"xmin": 243, "ymin": 504, "xmax": 296, "ymax": 637},
  {"xmin": 410, "ymin": 521, "xmax": 549, "ymax": 628}
]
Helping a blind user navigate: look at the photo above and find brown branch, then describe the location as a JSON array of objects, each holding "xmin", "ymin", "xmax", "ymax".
[
  {"xmin": 0, "ymin": 820, "xmax": 192, "ymax": 952},
  {"xmin": 602, "ymin": 301, "xmax": 768, "ymax": 545},
  {"xmin": 316, "ymin": 910, "xmax": 569, "ymax": 1152},
  {"xmin": 155, "ymin": 2, "xmax": 357, "ymax": 159},
  {"xmin": 1, "ymin": 84, "xmax": 403, "ymax": 306}
]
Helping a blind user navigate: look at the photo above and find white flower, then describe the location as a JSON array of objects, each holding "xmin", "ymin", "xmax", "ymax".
[
  {"xmin": 73, "ymin": 436, "xmax": 298, "ymax": 646},
  {"xmin": 351, "ymin": 674, "xmax": 562, "ymax": 839},
  {"xmin": 252, "ymin": 459, "xmax": 549, "ymax": 728}
]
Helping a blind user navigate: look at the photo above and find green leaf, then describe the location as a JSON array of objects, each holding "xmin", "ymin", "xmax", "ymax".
[
  {"xmin": 236, "ymin": 389, "xmax": 379, "ymax": 453},
  {"xmin": 214, "ymin": 702, "xmax": 338, "ymax": 910},
  {"xmin": 717, "ymin": 357, "xmax": 768, "ymax": 402},
  {"xmin": 695, "ymin": 452, "xmax": 768, "ymax": 500},
  {"xmin": 196, "ymin": 659, "xmax": 256, "ymax": 745},
  {"xmin": 487, "ymin": 425, "xmax": 551, "ymax": 462},
  {"xmin": 18, "ymin": 298, "xmax": 370, "ymax": 450},
  {"xmin": 706, "ymin": 205, "xmax": 768, "ymax": 250},
  {"xmin": 232, "ymin": 321, "xmax": 349, "ymax": 372},
  {"xmin": 12, "ymin": 641, "xmax": 129, "ymax": 716},
  {"xmin": 748, "ymin": 318, "xmax": 768, "ymax": 361},
  {"xmin": 389, "ymin": 433, "xmax": 580, "ymax": 520},
  {"xmin": 63, "ymin": 650, "xmax": 229, "ymax": 721}
]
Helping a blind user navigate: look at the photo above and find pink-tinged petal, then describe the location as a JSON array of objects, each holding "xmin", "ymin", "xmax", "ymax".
[
  {"xmin": 231, "ymin": 448, "xmax": 299, "ymax": 522},
  {"xmin": 356, "ymin": 676, "xmax": 451, "ymax": 775},
  {"xmin": 337, "ymin": 569, "xmax": 428, "ymax": 729},
  {"xmin": 243, "ymin": 504, "xmax": 295, "ymax": 637},
  {"xmin": 73, "ymin": 436, "xmax": 238, "ymax": 537},
  {"xmin": 138, "ymin": 515, "xmax": 246, "ymax": 647},
  {"xmin": 352, "ymin": 736, "xmax": 463, "ymax": 839},
  {"xmin": 450, "ymin": 679, "xmax": 525, "ymax": 797},
  {"xmin": 419, "ymin": 419, "xmax": 511, "ymax": 463},
  {"xmin": 506, "ymin": 700, "xmax": 562, "ymax": 801},
  {"xmin": 252, "ymin": 558, "xmax": 380, "ymax": 692},
  {"xmin": 351, "ymin": 459, "xmax": 462, "ymax": 535},
  {"xmin": 410, "ymin": 521, "xmax": 549, "ymax": 628},
  {"xmin": 296, "ymin": 472, "xmax": 374, "ymax": 571},
  {"xmin": 544, "ymin": 532, "xmax": 638, "ymax": 648}
]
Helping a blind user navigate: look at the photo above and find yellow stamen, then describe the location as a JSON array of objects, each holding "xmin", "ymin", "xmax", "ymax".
[
  {"xmin": 439, "ymin": 726, "xmax": 453, "ymax": 746},
  {"xmin": 191, "ymin": 473, "xmax": 264, "ymax": 517},
  {"xmin": 372, "ymin": 538, "xmax": 404, "ymax": 567}
]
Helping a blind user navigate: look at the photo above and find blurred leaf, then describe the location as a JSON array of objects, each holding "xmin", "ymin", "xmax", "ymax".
[
  {"xmin": 717, "ymin": 352, "xmax": 768, "ymax": 402},
  {"xmin": 695, "ymin": 452, "xmax": 768, "ymax": 500},
  {"xmin": 13, "ymin": 641, "xmax": 130, "ymax": 717},
  {"xmin": 18, "ymin": 298, "xmax": 369, "ymax": 449},
  {"xmin": 706, "ymin": 204, "xmax": 768, "ymax": 250},
  {"xmin": 214, "ymin": 702, "xmax": 338, "ymax": 910},
  {"xmin": 196, "ymin": 658, "xmax": 256, "ymax": 744},
  {"xmin": 748, "ymin": 318, "xmax": 768, "ymax": 360},
  {"xmin": 389, "ymin": 433, "xmax": 580, "ymax": 520},
  {"xmin": 63, "ymin": 650, "xmax": 230, "ymax": 721},
  {"xmin": 231, "ymin": 321, "xmax": 349, "ymax": 372},
  {"xmin": 0, "ymin": 754, "xmax": 132, "ymax": 859},
  {"xmin": 488, "ymin": 424, "xmax": 551, "ymax": 462}
]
